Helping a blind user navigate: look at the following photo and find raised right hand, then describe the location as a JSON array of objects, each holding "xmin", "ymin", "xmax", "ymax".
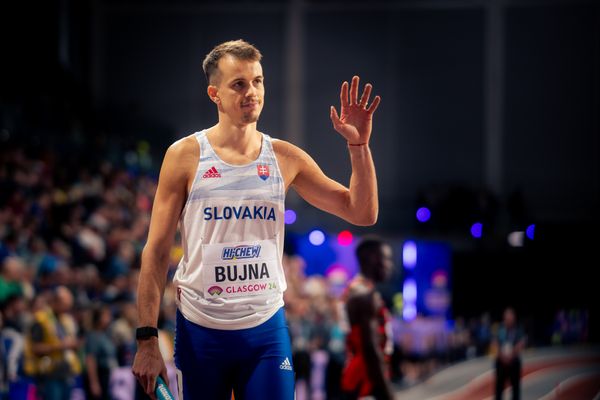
[
  {"xmin": 330, "ymin": 75, "xmax": 381, "ymax": 145},
  {"xmin": 132, "ymin": 338, "xmax": 169, "ymax": 400}
]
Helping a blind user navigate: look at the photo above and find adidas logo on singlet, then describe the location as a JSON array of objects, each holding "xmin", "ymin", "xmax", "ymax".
[
  {"xmin": 279, "ymin": 357, "xmax": 293, "ymax": 371},
  {"xmin": 202, "ymin": 166, "xmax": 221, "ymax": 178}
]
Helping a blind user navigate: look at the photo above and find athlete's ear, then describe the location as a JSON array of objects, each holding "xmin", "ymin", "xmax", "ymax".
[{"xmin": 207, "ymin": 85, "xmax": 220, "ymax": 104}]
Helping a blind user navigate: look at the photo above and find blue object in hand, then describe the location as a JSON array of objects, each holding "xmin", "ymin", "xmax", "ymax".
[{"xmin": 155, "ymin": 376, "xmax": 175, "ymax": 400}]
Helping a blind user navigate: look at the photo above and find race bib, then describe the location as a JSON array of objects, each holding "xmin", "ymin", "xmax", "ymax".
[{"xmin": 201, "ymin": 239, "xmax": 282, "ymax": 299}]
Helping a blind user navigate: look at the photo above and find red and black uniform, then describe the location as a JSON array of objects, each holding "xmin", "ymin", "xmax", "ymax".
[{"xmin": 341, "ymin": 276, "xmax": 393, "ymax": 398}]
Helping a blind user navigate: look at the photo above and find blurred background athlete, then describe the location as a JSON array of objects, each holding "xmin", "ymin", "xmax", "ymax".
[{"xmin": 342, "ymin": 237, "xmax": 395, "ymax": 400}]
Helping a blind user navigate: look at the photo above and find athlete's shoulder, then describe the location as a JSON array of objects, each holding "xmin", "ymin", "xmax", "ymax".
[
  {"xmin": 271, "ymin": 137, "xmax": 309, "ymax": 162},
  {"xmin": 345, "ymin": 276, "xmax": 374, "ymax": 298},
  {"xmin": 159, "ymin": 133, "xmax": 199, "ymax": 183},
  {"xmin": 167, "ymin": 133, "xmax": 199, "ymax": 158}
]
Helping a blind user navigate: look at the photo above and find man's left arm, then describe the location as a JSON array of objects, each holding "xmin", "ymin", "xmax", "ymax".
[{"xmin": 283, "ymin": 75, "xmax": 381, "ymax": 226}]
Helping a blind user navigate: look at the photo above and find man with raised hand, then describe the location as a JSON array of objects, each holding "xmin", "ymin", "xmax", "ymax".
[{"xmin": 132, "ymin": 39, "xmax": 381, "ymax": 400}]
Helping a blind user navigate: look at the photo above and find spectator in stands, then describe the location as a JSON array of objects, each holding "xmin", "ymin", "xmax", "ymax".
[
  {"xmin": 493, "ymin": 307, "xmax": 526, "ymax": 400},
  {"xmin": 84, "ymin": 304, "xmax": 117, "ymax": 400},
  {"xmin": 0, "ymin": 295, "xmax": 28, "ymax": 391},
  {"xmin": 0, "ymin": 305, "xmax": 5, "ymax": 399},
  {"xmin": 25, "ymin": 286, "xmax": 82, "ymax": 400},
  {"xmin": 325, "ymin": 295, "xmax": 347, "ymax": 400},
  {"xmin": 111, "ymin": 300, "xmax": 138, "ymax": 367},
  {"xmin": 0, "ymin": 257, "xmax": 25, "ymax": 304},
  {"xmin": 474, "ymin": 312, "xmax": 492, "ymax": 356}
]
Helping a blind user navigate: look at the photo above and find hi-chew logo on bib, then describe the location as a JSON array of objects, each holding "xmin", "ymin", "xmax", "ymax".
[{"xmin": 222, "ymin": 245, "xmax": 261, "ymax": 260}]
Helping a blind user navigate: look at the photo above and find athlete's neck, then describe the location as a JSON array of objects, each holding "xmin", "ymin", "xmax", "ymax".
[
  {"xmin": 209, "ymin": 119, "xmax": 260, "ymax": 149},
  {"xmin": 206, "ymin": 121, "xmax": 262, "ymax": 165}
]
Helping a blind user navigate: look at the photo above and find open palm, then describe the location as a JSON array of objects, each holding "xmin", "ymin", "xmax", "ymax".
[{"xmin": 330, "ymin": 76, "xmax": 381, "ymax": 145}]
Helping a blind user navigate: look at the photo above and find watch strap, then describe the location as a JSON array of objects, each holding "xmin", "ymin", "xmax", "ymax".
[{"xmin": 136, "ymin": 326, "xmax": 159, "ymax": 340}]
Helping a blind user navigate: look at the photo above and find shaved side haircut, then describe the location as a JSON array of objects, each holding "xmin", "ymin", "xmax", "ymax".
[{"xmin": 202, "ymin": 39, "xmax": 262, "ymax": 85}]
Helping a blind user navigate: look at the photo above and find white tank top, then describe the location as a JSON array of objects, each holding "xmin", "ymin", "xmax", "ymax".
[{"xmin": 173, "ymin": 129, "xmax": 286, "ymax": 330}]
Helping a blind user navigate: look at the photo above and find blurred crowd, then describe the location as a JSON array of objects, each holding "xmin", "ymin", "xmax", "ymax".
[
  {"xmin": 0, "ymin": 144, "xmax": 175, "ymax": 399},
  {"xmin": 0, "ymin": 144, "xmax": 591, "ymax": 400}
]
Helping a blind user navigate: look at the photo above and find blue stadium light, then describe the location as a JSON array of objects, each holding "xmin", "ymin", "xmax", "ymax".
[
  {"xmin": 470, "ymin": 222, "xmax": 483, "ymax": 238},
  {"xmin": 526, "ymin": 224, "xmax": 535, "ymax": 240},
  {"xmin": 308, "ymin": 230, "xmax": 326, "ymax": 246},
  {"xmin": 284, "ymin": 209, "xmax": 297, "ymax": 225},
  {"xmin": 403, "ymin": 278, "xmax": 417, "ymax": 302},
  {"xmin": 416, "ymin": 207, "xmax": 431, "ymax": 223},
  {"xmin": 403, "ymin": 303, "xmax": 417, "ymax": 321},
  {"xmin": 403, "ymin": 241, "xmax": 417, "ymax": 269}
]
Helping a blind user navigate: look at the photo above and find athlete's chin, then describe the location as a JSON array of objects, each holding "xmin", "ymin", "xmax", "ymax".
[{"xmin": 241, "ymin": 111, "xmax": 261, "ymax": 124}]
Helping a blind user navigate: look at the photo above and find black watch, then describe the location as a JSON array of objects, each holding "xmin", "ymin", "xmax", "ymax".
[{"xmin": 136, "ymin": 326, "xmax": 159, "ymax": 340}]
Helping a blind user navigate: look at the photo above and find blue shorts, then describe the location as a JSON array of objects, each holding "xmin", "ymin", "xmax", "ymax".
[{"xmin": 174, "ymin": 308, "xmax": 295, "ymax": 400}]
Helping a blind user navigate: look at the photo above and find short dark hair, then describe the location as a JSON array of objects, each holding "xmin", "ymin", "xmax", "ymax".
[
  {"xmin": 202, "ymin": 39, "xmax": 262, "ymax": 85},
  {"xmin": 355, "ymin": 235, "xmax": 386, "ymax": 271}
]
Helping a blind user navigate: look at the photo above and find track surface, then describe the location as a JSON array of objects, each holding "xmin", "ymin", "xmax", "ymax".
[{"xmin": 395, "ymin": 346, "xmax": 600, "ymax": 400}]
